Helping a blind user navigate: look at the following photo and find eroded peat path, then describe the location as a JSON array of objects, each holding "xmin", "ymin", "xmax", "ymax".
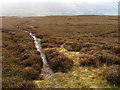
[
  {"xmin": 24, "ymin": 31, "xmax": 60, "ymax": 88},
  {"xmin": 26, "ymin": 31, "xmax": 54, "ymax": 76},
  {"xmin": 15, "ymin": 24, "xmax": 60, "ymax": 88},
  {"xmin": 16, "ymin": 24, "xmax": 54, "ymax": 78}
]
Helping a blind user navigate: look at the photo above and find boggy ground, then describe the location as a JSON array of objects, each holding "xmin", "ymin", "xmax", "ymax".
[{"xmin": 2, "ymin": 15, "xmax": 120, "ymax": 88}]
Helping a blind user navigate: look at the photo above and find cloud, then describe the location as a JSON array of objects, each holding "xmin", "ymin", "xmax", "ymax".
[{"xmin": 1, "ymin": 0, "xmax": 119, "ymax": 4}]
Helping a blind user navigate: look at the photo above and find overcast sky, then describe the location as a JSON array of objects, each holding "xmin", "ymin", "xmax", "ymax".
[
  {"xmin": 1, "ymin": 0, "xmax": 119, "ymax": 4},
  {"xmin": 1, "ymin": 0, "xmax": 119, "ymax": 16}
]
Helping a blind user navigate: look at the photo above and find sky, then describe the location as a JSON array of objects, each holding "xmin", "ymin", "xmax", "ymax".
[
  {"xmin": 1, "ymin": 0, "xmax": 119, "ymax": 16},
  {"xmin": 1, "ymin": 0, "xmax": 119, "ymax": 4}
]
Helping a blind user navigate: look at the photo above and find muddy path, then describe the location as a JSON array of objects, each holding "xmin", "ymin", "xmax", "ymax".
[
  {"xmin": 24, "ymin": 30, "xmax": 60, "ymax": 88},
  {"xmin": 16, "ymin": 23, "xmax": 54, "ymax": 78},
  {"xmin": 25, "ymin": 31, "xmax": 54, "ymax": 77},
  {"xmin": 15, "ymin": 23, "xmax": 60, "ymax": 88}
]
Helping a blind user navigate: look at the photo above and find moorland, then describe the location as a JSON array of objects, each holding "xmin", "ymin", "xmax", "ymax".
[{"xmin": 2, "ymin": 15, "xmax": 120, "ymax": 88}]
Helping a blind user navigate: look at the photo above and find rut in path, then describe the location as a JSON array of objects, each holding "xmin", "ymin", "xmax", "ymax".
[
  {"xmin": 16, "ymin": 24, "xmax": 59, "ymax": 87},
  {"xmin": 27, "ymin": 31, "xmax": 60, "ymax": 88},
  {"xmin": 16, "ymin": 23, "xmax": 54, "ymax": 77},
  {"xmin": 25, "ymin": 31, "xmax": 54, "ymax": 77}
]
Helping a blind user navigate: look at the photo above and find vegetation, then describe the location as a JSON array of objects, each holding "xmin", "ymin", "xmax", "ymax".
[
  {"xmin": 21, "ymin": 54, "xmax": 43, "ymax": 67},
  {"xmin": 2, "ymin": 16, "xmax": 120, "ymax": 88},
  {"xmin": 41, "ymin": 43, "xmax": 54, "ymax": 48},
  {"xmin": 63, "ymin": 41, "xmax": 83, "ymax": 51},
  {"xmin": 2, "ymin": 28, "xmax": 43, "ymax": 88},
  {"xmin": 2, "ymin": 77, "xmax": 36, "ymax": 88},
  {"xmin": 79, "ymin": 54, "xmax": 99, "ymax": 67},
  {"xmin": 79, "ymin": 50, "xmax": 120, "ymax": 67},
  {"xmin": 44, "ymin": 49, "xmax": 74, "ymax": 72},
  {"xmin": 32, "ymin": 64, "xmax": 42, "ymax": 73},
  {"xmin": 103, "ymin": 66, "xmax": 120, "ymax": 85},
  {"xmin": 41, "ymin": 36, "xmax": 64, "ymax": 48},
  {"xmin": 22, "ymin": 67, "xmax": 40, "ymax": 80}
]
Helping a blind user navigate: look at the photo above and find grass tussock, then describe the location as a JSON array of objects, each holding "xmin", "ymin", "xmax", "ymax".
[
  {"xmin": 2, "ymin": 77, "xmax": 36, "ymax": 88},
  {"xmin": 94, "ymin": 51, "xmax": 120, "ymax": 66},
  {"xmin": 45, "ymin": 49, "xmax": 74, "ymax": 72},
  {"xmin": 111, "ymin": 46, "xmax": 120, "ymax": 54},
  {"xmin": 41, "ymin": 36, "xmax": 64, "ymax": 48},
  {"xmin": 63, "ymin": 41, "xmax": 83, "ymax": 51},
  {"xmin": 79, "ymin": 50, "xmax": 120, "ymax": 67},
  {"xmin": 79, "ymin": 42, "xmax": 120, "ymax": 67},
  {"xmin": 22, "ymin": 67, "xmax": 40, "ymax": 80},
  {"xmin": 32, "ymin": 64, "xmax": 42, "ymax": 73},
  {"xmin": 79, "ymin": 54, "xmax": 99, "ymax": 67},
  {"xmin": 41, "ymin": 43, "xmax": 54, "ymax": 48},
  {"xmin": 21, "ymin": 54, "xmax": 43, "ymax": 67},
  {"xmin": 103, "ymin": 66, "xmax": 120, "ymax": 85}
]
